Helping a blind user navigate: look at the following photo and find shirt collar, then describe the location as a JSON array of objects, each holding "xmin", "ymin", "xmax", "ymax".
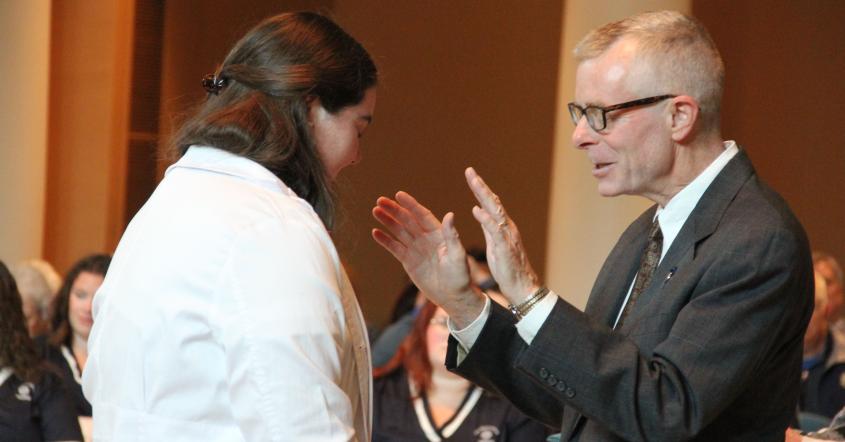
[
  {"xmin": 0, "ymin": 367, "xmax": 12, "ymax": 388},
  {"xmin": 166, "ymin": 145, "xmax": 298, "ymax": 197},
  {"xmin": 656, "ymin": 140, "xmax": 739, "ymax": 259}
]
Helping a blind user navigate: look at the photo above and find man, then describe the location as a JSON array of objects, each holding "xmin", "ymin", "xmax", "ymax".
[{"xmin": 372, "ymin": 10, "xmax": 813, "ymax": 441}]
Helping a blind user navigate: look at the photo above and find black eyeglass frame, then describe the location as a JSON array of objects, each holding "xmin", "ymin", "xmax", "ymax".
[{"xmin": 567, "ymin": 94, "xmax": 677, "ymax": 131}]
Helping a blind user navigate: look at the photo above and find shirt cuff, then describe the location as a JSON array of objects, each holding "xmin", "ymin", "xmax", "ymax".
[
  {"xmin": 448, "ymin": 294, "xmax": 492, "ymax": 357},
  {"xmin": 515, "ymin": 290, "xmax": 558, "ymax": 345}
]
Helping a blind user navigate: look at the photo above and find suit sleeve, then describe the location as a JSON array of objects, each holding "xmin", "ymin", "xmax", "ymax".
[
  {"xmin": 503, "ymin": 398, "xmax": 554, "ymax": 442},
  {"xmin": 215, "ymin": 216, "xmax": 356, "ymax": 442},
  {"xmin": 446, "ymin": 306, "xmax": 566, "ymax": 428},
  {"xmin": 449, "ymin": 223, "xmax": 812, "ymax": 440}
]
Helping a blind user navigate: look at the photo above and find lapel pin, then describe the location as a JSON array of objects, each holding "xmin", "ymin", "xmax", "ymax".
[{"xmin": 664, "ymin": 266, "xmax": 678, "ymax": 285}]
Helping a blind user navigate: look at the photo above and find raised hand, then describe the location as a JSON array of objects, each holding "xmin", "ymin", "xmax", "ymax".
[
  {"xmin": 465, "ymin": 167, "xmax": 540, "ymax": 305},
  {"xmin": 371, "ymin": 191, "xmax": 485, "ymax": 327}
]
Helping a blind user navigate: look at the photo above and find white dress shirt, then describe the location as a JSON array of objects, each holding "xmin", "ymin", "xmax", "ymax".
[
  {"xmin": 83, "ymin": 146, "xmax": 371, "ymax": 441},
  {"xmin": 452, "ymin": 141, "xmax": 740, "ymax": 350}
]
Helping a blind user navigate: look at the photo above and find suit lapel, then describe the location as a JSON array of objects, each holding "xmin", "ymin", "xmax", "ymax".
[
  {"xmin": 584, "ymin": 207, "xmax": 656, "ymax": 327},
  {"xmin": 561, "ymin": 150, "xmax": 756, "ymax": 440},
  {"xmin": 559, "ymin": 208, "xmax": 655, "ymax": 439},
  {"xmin": 617, "ymin": 149, "xmax": 755, "ymax": 324}
]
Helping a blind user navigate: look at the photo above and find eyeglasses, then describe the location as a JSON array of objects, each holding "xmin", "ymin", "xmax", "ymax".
[{"xmin": 567, "ymin": 94, "xmax": 676, "ymax": 132}]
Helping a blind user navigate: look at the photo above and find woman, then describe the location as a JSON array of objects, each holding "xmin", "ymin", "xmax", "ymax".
[
  {"xmin": 373, "ymin": 301, "xmax": 548, "ymax": 441},
  {"xmin": 82, "ymin": 12, "xmax": 377, "ymax": 441},
  {"xmin": 0, "ymin": 260, "xmax": 82, "ymax": 441},
  {"xmin": 42, "ymin": 253, "xmax": 110, "ymax": 419}
]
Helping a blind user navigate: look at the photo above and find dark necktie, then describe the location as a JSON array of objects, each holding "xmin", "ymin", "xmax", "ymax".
[{"xmin": 616, "ymin": 218, "xmax": 663, "ymax": 329}]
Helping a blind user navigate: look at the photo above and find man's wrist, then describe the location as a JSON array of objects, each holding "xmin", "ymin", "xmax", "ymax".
[
  {"xmin": 508, "ymin": 286, "xmax": 549, "ymax": 321},
  {"xmin": 444, "ymin": 287, "xmax": 487, "ymax": 329},
  {"xmin": 507, "ymin": 284, "xmax": 542, "ymax": 306}
]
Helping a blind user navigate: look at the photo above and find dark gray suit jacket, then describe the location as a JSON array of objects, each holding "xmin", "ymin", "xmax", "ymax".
[{"xmin": 446, "ymin": 150, "xmax": 814, "ymax": 441}]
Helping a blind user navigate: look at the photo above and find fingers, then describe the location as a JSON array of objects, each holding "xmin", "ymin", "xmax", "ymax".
[
  {"xmin": 375, "ymin": 193, "xmax": 440, "ymax": 236},
  {"xmin": 371, "ymin": 192, "xmax": 443, "ymax": 259},
  {"xmin": 372, "ymin": 203, "xmax": 416, "ymax": 246},
  {"xmin": 395, "ymin": 191, "xmax": 441, "ymax": 232},
  {"xmin": 371, "ymin": 228, "xmax": 406, "ymax": 260},
  {"xmin": 465, "ymin": 167, "xmax": 509, "ymax": 225},
  {"xmin": 441, "ymin": 212, "xmax": 465, "ymax": 259},
  {"xmin": 473, "ymin": 202, "xmax": 509, "ymax": 241},
  {"xmin": 472, "ymin": 206, "xmax": 496, "ymax": 252}
]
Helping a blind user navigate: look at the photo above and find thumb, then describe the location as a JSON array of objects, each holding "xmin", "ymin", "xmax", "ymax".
[{"xmin": 442, "ymin": 212, "xmax": 465, "ymax": 259}]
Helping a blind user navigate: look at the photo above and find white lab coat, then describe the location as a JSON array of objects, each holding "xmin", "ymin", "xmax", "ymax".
[{"xmin": 83, "ymin": 146, "xmax": 371, "ymax": 441}]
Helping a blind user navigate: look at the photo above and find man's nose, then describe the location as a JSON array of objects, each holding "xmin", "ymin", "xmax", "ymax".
[{"xmin": 571, "ymin": 115, "xmax": 596, "ymax": 150}]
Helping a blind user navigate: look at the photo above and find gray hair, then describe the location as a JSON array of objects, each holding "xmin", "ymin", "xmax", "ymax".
[
  {"xmin": 574, "ymin": 10, "xmax": 725, "ymax": 131},
  {"xmin": 11, "ymin": 260, "xmax": 59, "ymax": 319}
]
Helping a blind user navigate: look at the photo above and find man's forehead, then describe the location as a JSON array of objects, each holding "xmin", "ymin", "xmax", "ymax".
[
  {"xmin": 574, "ymin": 39, "xmax": 648, "ymax": 104},
  {"xmin": 574, "ymin": 59, "xmax": 632, "ymax": 104}
]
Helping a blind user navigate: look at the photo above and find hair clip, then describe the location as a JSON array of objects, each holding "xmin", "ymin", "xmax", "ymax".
[{"xmin": 202, "ymin": 73, "xmax": 228, "ymax": 95}]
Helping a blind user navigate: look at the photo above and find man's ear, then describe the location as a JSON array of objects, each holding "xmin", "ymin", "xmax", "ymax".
[{"xmin": 669, "ymin": 95, "xmax": 699, "ymax": 142}]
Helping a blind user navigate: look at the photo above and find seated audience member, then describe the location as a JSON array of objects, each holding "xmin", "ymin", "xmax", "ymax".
[
  {"xmin": 373, "ymin": 301, "xmax": 549, "ymax": 441},
  {"xmin": 372, "ymin": 282, "xmax": 426, "ymax": 366},
  {"xmin": 787, "ymin": 406, "xmax": 845, "ymax": 441},
  {"xmin": 801, "ymin": 270, "xmax": 845, "ymax": 419},
  {"xmin": 0, "ymin": 260, "xmax": 82, "ymax": 441},
  {"xmin": 39, "ymin": 254, "xmax": 111, "ymax": 421},
  {"xmin": 12, "ymin": 259, "xmax": 60, "ymax": 337},
  {"xmin": 816, "ymin": 252, "xmax": 845, "ymax": 333},
  {"xmin": 25, "ymin": 258, "xmax": 63, "ymax": 295}
]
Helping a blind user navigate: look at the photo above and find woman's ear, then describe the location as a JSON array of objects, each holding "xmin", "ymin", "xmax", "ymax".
[
  {"xmin": 669, "ymin": 95, "xmax": 699, "ymax": 142},
  {"xmin": 306, "ymin": 95, "xmax": 321, "ymax": 127}
]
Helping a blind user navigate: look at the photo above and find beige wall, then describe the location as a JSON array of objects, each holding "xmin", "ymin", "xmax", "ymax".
[
  {"xmin": 0, "ymin": 1, "xmax": 51, "ymax": 265},
  {"xmin": 44, "ymin": 0, "xmax": 136, "ymax": 273},
  {"xmin": 315, "ymin": 2, "xmax": 563, "ymax": 324}
]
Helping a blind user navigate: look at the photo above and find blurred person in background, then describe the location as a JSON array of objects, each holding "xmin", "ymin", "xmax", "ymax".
[
  {"xmin": 373, "ymin": 301, "xmax": 549, "ymax": 441},
  {"xmin": 783, "ymin": 257, "xmax": 844, "ymax": 441},
  {"xmin": 26, "ymin": 259, "xmax": 62, "ymax": 295},
  {"xmin": 11, "ymin": 260, "xmax": 59, "ymax": 337},
  {"xmin": 800, "ymin": 270, "xmax": 845, "ymax": 419},
  {"xmin": 41, "ymin": 253, "xmax": 111, "ymax": 422},
  {"xmin": 372, "ymin": 281, "xmax": 427, "ymax": 367},
  {"xmin": 815, "ymin": 252, "xmax": 845, "ymax": 332},
  {"xmin": 0, "ymin": 259, "xmax": 82, "ymax": 441}
]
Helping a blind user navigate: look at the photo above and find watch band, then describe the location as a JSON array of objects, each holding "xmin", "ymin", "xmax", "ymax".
[{"xmin": 509, "ymin": 286, "xmax": 550, "ymax": 321}]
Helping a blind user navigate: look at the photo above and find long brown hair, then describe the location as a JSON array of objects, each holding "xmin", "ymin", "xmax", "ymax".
[
  {"xmin": 374, "ymin": 301, "xmax": 439, "ymax": 396},
  {"xmin": 172, "ymin": 12, "xmax": 378, "ymax": 228},
  {"xmin": 0, "ymin": 260, "xmax": 43, "ymax": 383},
  {"xmin": 48, "ymin": 254, "xmax": 111, "ymax": 348}
]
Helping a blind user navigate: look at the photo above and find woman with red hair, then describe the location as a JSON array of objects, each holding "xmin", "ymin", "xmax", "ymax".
[{"xmin": 373, "ymin": 300, "xmax": 548, "ymax": 441}]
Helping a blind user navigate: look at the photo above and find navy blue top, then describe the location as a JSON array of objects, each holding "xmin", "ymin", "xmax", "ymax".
[
  {"xmin": 374, "ymin": 369, "xmax": 549, "ymax": 442},
  {"xmin": 0, "ymin": 369, "xmax": 82, "ymax": 442}
]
